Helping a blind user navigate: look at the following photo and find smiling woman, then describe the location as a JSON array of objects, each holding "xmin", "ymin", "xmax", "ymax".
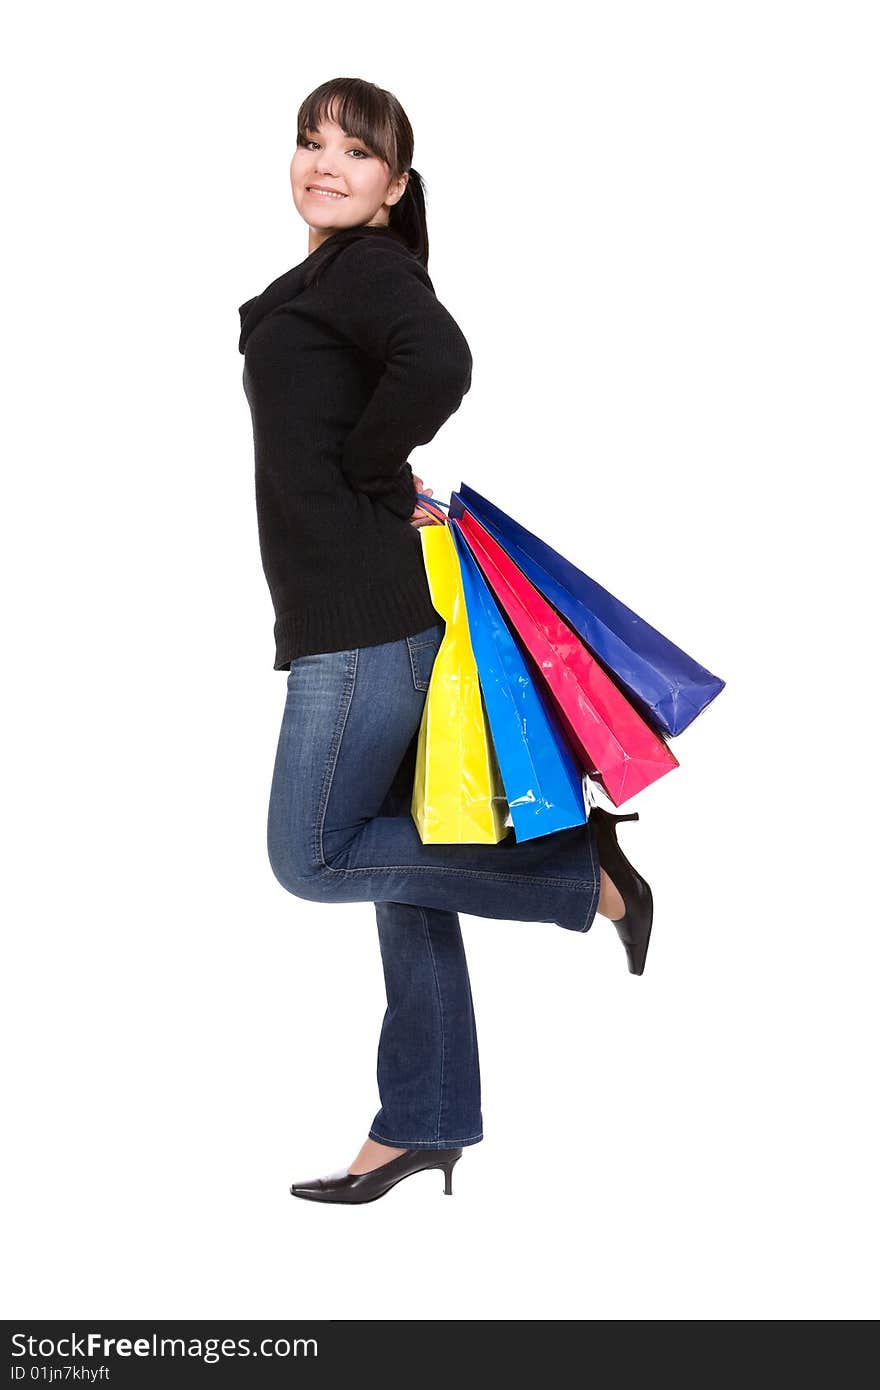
[
  {"xmin": 289, "ymin": 80, "xmax": 429, "ymax": 263},
  {"xmin": 237, "ymin": 76, "xmax": 608, "ymax": 1207}
]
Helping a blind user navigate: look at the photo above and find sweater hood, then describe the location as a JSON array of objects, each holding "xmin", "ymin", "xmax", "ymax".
[{"xmin": 238, "ymin": 224, "xmax": 415, "ymax": 355}]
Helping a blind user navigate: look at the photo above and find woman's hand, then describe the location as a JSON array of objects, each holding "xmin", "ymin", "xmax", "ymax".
[{"xmin": 409, "ymin": 474, "xmax": 442, "ymax": 528}]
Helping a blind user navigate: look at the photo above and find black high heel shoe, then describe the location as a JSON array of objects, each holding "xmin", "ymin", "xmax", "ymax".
[
  {"xmin": 590, "ymin": 808, "xmax": 654, "ymax": 976},
  {"xmin": 290, "ymin": 1147, "xmax": 463, "ymax": 1204}
]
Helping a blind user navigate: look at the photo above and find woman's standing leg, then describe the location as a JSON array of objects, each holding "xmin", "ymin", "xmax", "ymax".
[
  {"xmin": 363, "ymin": 737, "xmax": 483, "ymax": 1154},
  {"xmin": 370, "ymin": 901, "xmax": 482, "ymax": 1151}
]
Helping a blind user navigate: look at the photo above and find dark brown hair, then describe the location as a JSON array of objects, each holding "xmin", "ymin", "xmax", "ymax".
[{"xmin": 295, "ymin": 77, "xmax": 429, "ymax": 286}]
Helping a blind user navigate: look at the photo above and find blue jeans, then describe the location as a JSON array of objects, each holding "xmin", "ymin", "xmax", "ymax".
[{"xmin": 267, "ymin": 620, "xmax": 601, "ymax": 1150}]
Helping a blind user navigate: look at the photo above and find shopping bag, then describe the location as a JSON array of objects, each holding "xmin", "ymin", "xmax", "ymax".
[
  {"xmin": 450, "ymin": 521, "xmax": 588, "ymax": 842},
  {"xmin": 452, "ymin": 483, "xmax": 725, "ymax": 737},
  {"xmin": 450, "ymin": 503, "xmax": 680, "ymax": 805},
  {"xmin": 411, "ymin": 522, "xmax": 510, "ymax": 843}
]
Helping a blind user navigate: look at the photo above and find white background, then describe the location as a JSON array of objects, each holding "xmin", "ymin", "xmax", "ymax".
[{"xmin": 3, "ymin": 0, "xmax": 877, "ymax": 1321}]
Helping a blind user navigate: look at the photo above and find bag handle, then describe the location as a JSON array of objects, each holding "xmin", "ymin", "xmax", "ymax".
[{"xmin": 414, "ymin": 490, "xmax": 451, "ymax": 524}]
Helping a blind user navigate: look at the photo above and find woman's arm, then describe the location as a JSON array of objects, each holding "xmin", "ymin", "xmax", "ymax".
[{"xmin": 319, "ymin": 237, "xmax": 473, "ymax": 517}]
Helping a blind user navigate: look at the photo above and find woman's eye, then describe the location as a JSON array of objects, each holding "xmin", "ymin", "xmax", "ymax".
[{"xmin": 303, "ymin": 139, "xmax": 369, "ymax": 158}]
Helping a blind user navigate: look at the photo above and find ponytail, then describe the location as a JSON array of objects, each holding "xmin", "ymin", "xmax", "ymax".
[{"xmin": 389, "ymin": 165, "xmax": 429, "ymax": 267}]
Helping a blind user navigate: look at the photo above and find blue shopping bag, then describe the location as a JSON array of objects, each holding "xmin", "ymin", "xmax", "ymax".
[
  {"xmin": 450, "ymin": 520, "xmax": 588, "ymax": 842},
  {"xmin": 451, "ymin": 483, "xmax": 725, "ymax": 737}
]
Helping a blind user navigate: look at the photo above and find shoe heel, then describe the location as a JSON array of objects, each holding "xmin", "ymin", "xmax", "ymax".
[
  {"xmin": 590, "ymin": 807, "xmax": 653, "ymax": 977},
  {"xmin": 594, "ymin": 809, "xmax": 639, "ymax": 856},
  {"xmin": 441, "ymin": 1154, "xmax": 461, "ymax": 1195}
]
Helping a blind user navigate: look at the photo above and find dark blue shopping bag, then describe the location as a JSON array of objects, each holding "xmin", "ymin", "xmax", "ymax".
[{"xmin": 450, "ymin": 484, "xmax": 725, "ymax": 737}]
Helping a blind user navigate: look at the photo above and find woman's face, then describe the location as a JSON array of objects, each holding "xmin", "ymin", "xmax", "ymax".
[{"xmin": 290, "ymin": 116, "xmax": 408, "ymax": 244}]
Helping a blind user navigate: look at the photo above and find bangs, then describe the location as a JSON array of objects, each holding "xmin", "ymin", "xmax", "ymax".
[{"xmin": 298, "ymin": 83, "xmax": 398, "ymax": 170}]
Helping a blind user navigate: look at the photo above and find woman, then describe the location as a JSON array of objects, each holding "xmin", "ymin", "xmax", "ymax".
[{"xmin": 238, "ymin": 77, "xmax": 653, "ymax": 1205}]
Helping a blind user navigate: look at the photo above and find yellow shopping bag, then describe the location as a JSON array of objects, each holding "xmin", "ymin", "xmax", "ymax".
[{"xmin": 412, "ymin": 523, "xmax": 511, "ymax": 843}]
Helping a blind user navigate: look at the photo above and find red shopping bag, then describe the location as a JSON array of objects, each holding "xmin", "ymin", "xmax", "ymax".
[{"xmin": 455, "ymin": 510, "xmax": 679, "ymax": 804}]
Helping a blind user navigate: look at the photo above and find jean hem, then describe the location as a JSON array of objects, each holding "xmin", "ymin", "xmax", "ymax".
[
  {"xmin": 368, "ymin": 1129, "xmax": 483, "ymax": 1150},
  {"xmin": 575, "ymin": 822, "xmax": 602, "ymax": 931},
  {"xmin": 577, "ymin": 886, "xmax": 601, "ymax": 932}
]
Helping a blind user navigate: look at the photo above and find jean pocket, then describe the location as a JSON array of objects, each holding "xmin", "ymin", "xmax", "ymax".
[{"xmin": 405, "ymin": 622, "xmax": 445, "ymax": 692}]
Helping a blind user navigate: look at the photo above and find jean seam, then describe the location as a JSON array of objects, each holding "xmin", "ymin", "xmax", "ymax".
[
  {"xmin": 315, "ymin": 647, "xmax": 359, "ymax": 871},
  {"xmin": 577, "ymin": 822, "xmax": 602, "ymax": 930},
  {"xmin": 419, "ymin": 905, "xmax": 446, "ymax": 1144},
  {"xmin": 322, "ymin": 863, "xmax": 598, "ymax": 890},
  {"xmin": 271, "ymin": 690, "xmax": 298, "ymax": 881},
  {"xmin": 368, "ymin": 1130, "xmax": 483, "ymax": 1144},
  {"xmin": 405, "ymin": 635, "xmax": 424, "ymax": 690},
  {"xmin": 405, "ymin": 633, "xmax": 437, "ymax": 691}
]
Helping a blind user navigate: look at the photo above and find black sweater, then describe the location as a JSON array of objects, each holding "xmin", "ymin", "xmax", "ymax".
[{"xmin": 238, "ymin": 225, "xmax": 473, "ymax": 670}]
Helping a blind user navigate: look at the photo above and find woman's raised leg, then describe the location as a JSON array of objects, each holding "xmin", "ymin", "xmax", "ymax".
[{"xmin": 267, "ymin": 623, "xmax": 601, "ymax": 933}]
